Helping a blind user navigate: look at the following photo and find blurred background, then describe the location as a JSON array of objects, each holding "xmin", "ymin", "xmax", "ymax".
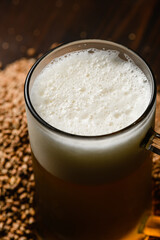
[{"xmin": 0, "ymin": 0, "xmax": 160, "ymax": 83}]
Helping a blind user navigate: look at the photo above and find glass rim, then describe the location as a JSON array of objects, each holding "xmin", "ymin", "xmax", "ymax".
[{"xmin": 24, "ymin": 39, "xmax": 157, "ymax": 140}]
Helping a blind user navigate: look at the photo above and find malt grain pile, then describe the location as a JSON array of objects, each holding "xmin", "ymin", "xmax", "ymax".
[
  {"xmin": 0, "ymin": 58, "xmax": 36, "ymax": 240},
  {"xmin": 0, "ymin": 57, "xmax": 160, "ymax": 240}
]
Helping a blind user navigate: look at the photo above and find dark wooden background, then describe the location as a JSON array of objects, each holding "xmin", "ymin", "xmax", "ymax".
[{"xmin": 0, "ymin": 0, "xmax": 160, "ymax": 84}]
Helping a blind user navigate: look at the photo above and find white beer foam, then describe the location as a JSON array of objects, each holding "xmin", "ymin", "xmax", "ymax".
[{"xmin": 31, "ymin": 49, "xmax": 151, "ymax": 136}]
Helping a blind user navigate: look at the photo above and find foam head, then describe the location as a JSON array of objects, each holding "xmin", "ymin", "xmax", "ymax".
[{"xmin": 31, "ymin": 49, "xmax": 151, "ymax": 136}]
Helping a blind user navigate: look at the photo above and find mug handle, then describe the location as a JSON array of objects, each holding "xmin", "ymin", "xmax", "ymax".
[
  {"xmin": 139, "ymin": 128, "xmax": 160, "ymax": 238},
  {"xmin": 139, "ymin": 215, "xmax": 160, "ymax": 239},
  {"xmin": 143, "ymin": 128, "xmax": 160, "ymax": 155}
]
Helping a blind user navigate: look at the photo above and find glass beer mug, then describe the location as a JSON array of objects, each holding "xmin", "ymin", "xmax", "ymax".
[{"xmin": 24, "ymin": 40, "xmax": 160, "ymax": 240}]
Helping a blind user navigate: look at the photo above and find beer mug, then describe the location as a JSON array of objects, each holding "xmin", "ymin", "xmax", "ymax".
[{"xmin": 24, "ymin": 40, "xmax": 160, "ymax": 240}]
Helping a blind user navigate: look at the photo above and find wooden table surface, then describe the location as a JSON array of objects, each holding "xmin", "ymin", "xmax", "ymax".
[{"xmin": 0, "ymin": 0, "xmax": 160, "ymax": 84}]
